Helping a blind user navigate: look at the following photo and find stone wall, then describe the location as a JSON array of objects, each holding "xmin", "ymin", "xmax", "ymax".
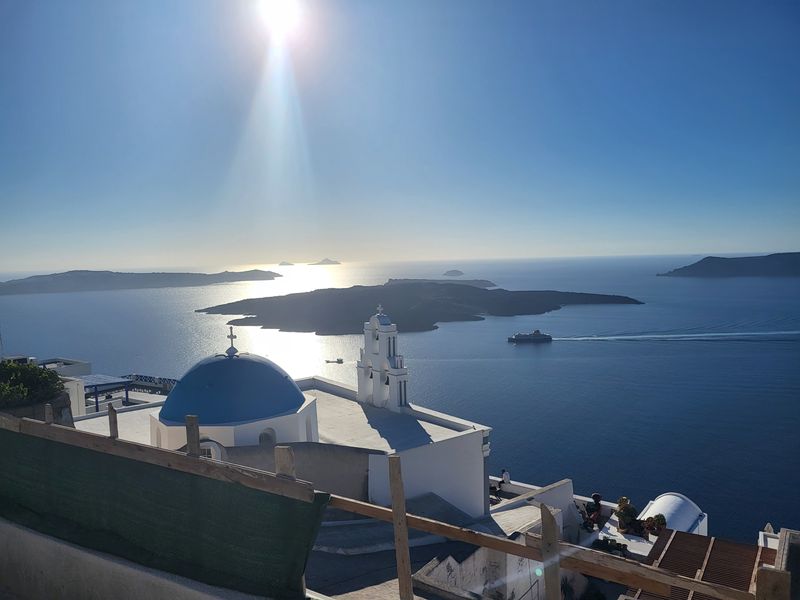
[{"xmin": 0, "ymin": 391, "xmax": 74, "ymax": 426}]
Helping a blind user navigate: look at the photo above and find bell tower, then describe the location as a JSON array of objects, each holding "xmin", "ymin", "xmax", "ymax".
[{"xmin": 356, "ymin": 306, "xmax": 409, "ymax": 411}]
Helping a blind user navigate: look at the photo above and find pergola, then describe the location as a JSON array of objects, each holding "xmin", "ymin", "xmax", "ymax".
[{"xmin": 78, "ymin": 374, "xmax": 131, "ymax": 413}]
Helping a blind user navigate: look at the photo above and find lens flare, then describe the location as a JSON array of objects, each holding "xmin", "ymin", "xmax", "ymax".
[{"xmin": 259, "ymin": 0, "xmax": 302, "ymax": 43}]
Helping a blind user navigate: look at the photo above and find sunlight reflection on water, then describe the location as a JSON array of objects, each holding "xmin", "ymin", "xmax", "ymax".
[{"xmin": 1, "ymin": 257, "xmax": 798, "ymax": 541}]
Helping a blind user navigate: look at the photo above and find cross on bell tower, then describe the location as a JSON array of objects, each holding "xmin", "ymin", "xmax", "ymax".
[
  {"xmin": 376, "ymin": 304, "xmax": 384, "ymax": 314},
  {"xmin": 226, "ymin": 326, "xmax": 238, "ymax": 357}
]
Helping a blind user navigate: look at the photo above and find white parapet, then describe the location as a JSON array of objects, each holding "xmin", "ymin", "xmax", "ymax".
[{"xmin": 639, "ymin": 492, "xmax": 708, "ymax": 536}]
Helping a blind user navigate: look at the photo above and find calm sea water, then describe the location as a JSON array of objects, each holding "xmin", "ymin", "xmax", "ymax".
[{"xmin": 1, "ymin": 256, "xmax": 798, "ymax": 542}]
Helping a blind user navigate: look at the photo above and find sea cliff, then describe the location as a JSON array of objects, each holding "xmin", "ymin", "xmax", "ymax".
[
  {"xmin": 0, "ymin": 269, "xmax": 282, "ymax": 295},
  {"xmin": 659, "ymin": 253, "xmax": 800, "ymax": 277}
]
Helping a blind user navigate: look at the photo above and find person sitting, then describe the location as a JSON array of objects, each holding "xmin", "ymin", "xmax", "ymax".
[
  {"xmin": 577, "ymin": 493, "xmax": 604, "ymax": 532},
  {"xmin": 586, "ymin": 492, "xmax": 603, "ymax": 528},
  {"xmin": 614, "ymin": 496, "xmax": 639, "ymax": 533},
  {"xmin": 642, "ymin": 513, "xmax": 667, "ymax": 536},
  {"xmin": 642, "ymin": 516, "xmax": 657, "ymax": 537},
  {"xmin": 498, "ymin": 469, "xmax": 511, "ymax": 491}
]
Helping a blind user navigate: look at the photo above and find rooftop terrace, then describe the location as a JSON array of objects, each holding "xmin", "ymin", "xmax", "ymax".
[{"xmin": 75, "ymin": 379, "xmax": 473, "ymax": 454}]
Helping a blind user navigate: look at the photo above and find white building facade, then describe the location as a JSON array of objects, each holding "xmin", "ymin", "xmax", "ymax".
[{"xmin": 143, "ymin": 314, "xmax": 491, "ymax": 517}]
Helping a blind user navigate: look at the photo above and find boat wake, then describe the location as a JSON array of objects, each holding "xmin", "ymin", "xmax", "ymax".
[{"xmin": 556, "ymin": 330, "xmax": 800, "ymax": 342}]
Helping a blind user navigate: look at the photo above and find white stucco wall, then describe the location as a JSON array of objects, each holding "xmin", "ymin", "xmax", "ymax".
[
  {"xmin": 232, "ymin": 398, "xmax": 318, "ymax": 446},
  {"xmin": 150, "ymin": 397, "xmax": 318, "ymax": 449},
  {"xmin": 62, "ymin": 377, "xmax": 86, "ymax": 417},
  {"xmin": 368, "ymin": 428, "xmax": 487, "ymax": 518}
]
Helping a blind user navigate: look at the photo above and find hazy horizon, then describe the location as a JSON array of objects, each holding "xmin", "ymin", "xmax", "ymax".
[
  {"xmin": 2, "ymin": 0, "xmax": 798, "ymax": 272},
  {"xmin": 1, "ymin": 249, "xmax": 798, "ymax": 280}
]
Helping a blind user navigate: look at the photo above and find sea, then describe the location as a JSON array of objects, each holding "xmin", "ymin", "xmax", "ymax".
[{"xmin": 1, "ymin": 255, "xmax": 798, "ymax": 542}]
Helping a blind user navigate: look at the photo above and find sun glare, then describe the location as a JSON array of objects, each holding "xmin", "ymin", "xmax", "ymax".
[{"xmin": 259, "ymin": 0, "xmax": 302, "ymax": 43}]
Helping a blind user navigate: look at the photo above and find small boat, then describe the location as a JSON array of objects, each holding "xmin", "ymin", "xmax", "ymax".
[
  {"xmin": 507, "ymin": 330, "xmax": 552, "ymax": 344},
  {"xmin": 326, "ymin": 358, "xmax": 344, "ymax": 364}
]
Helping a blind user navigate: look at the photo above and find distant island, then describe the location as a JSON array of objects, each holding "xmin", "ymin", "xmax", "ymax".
[
  {"xmin": 199, "ymin": 281, "xmax": 642, "ymax": 335},
  {"xmin": 0, "ymin": 269, "xmax": 282, "ymax": 296},
  {"xmin": 658, "ymin": 252, "xmax": 800, "ymax": 278},
  {"xmin": 309, "ymin": 258, "xmax": 340, "ymax": 265},
  {"xmin": 386, "ymin": 278, "xmax": 497, "ymax": 288},
  {"xmin": 443, "ymin": 269, "xmax": 464, "ymax": 276},
  {"xmin": 278, "ymin": 261, "xmax": 294, "ymax": 266}
]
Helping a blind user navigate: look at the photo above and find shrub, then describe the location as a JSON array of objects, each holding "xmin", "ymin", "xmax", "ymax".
[{"xmin": 0, "ymin": 361, "xmax": 65, "ymax": 409}]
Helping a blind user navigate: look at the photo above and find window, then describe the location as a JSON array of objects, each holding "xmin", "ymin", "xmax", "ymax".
[
  {"xmin": 199, "ymin": 441, "xmax": 222, "ymax": 460},
  {"xmin": 259, "ymin": 428, "xmax": 277, "ymax": 448}
]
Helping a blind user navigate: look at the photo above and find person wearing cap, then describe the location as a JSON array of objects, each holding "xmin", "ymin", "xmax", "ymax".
[{"xmin": 615, "ymin": 496, "xmax": 639, "ymax": 533}]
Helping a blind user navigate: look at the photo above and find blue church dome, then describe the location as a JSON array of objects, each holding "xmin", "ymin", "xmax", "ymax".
[{"xmin": 159, "ymin": 352, "xmax": 305, "ymax": 425}]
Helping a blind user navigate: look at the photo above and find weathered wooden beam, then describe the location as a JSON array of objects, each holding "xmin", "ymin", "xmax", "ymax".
[
  {"xmin": 774, "ymin": 529, "xmax": 795, "ymax": 571},
  {"xmin": 749, "ymin": 545, "xmax": 764, "ymax": 594},
  {"xmin": 330, "ymin": 493, "xmax": 544, "ymax": 560},
  {"xmin": 540, "ymin": 504, "xmax": 560, "ymax": 600},
  {"xmin": 388, "ymin": 455, "xmax": 413, "ymax": 600},
  {"xmin": 687, "ymin": 537, "xmax": 715, "ymax": 600},
  {"xmin": 553, "ymin": 545, "xmax": 670, "ymax": 597},
  {"xmin": 556, "ymin": 537, "xmax": 755, "ymax": 600},
  {"xmin": 17, "ymin": 418, "xmax": 316, "ymax": 503},
  {"xmin": 185, "ymin": 415, "xmax": 200, "ymax": 457},
  {"xmin": 274, "ymin": 446, "xmax": 296, "ymax": 479},
  {"xmin": 653, "ymin": 529, "xmax": 677, "ymax": 568},
  {"xmin": 0, "ymin": 411, "xmax": 20, "ymax": 432},
  {"xmin": 495, "ymin": 478, "xmax": 573, "ymax": 510},
  {"xmin": 107, "ymin": 404, "xmax": 119, "ymax": 440},
  {"xmin": 755, "ymin": 566, "xmax": 791, "ymax": 600},
  {"xmin": 328, "ymin": 494, "xmax": 754, "ymax": 600}
]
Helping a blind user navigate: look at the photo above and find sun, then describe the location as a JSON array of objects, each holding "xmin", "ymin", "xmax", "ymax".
[{"xmin": 258, "ymin": 0, "xmax": 302, "ymax": 44}]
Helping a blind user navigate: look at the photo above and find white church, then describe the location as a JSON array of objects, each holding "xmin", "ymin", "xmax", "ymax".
[
  {"xmin": 81, "ymin": 308, "xmax": 493, "ymax": 518},
  {"xmin": 72, "ymin": 307, "xmax": 713, "ymax": 599}
]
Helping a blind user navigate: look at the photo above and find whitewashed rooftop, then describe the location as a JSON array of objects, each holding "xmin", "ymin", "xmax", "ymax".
[
  {"xmin": 310, "ymin": 388, "xmax": 464, "ymax": 452},
  {"xmin": 76, "ymin": 403, "xmax": 161, "ymax": 444},
  {"xmin": 76, "ymin": 384, "xmax": 469, "ymax": 453}
]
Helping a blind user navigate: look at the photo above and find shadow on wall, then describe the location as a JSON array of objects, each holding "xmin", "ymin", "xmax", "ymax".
[
  {"xmin": 0, "ymin": 392, "xmax": 74, "ymax": 427},
  {"xmin": 225, "ymin": 441, "xmax": 382, "ymax": 501},
  {"xmin": 362, "ymin": 403, "xmax": 433, "ymax": 451}
]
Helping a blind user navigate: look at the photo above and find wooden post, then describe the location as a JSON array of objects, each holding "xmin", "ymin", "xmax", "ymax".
[
  {"xmin": 388, "ymin": 454, "xmax": 413, "ymax": 600},
  {"xmin": 274, "ymin": 445, "xmax": 296, "ymax": 479},
  {"xmin": 755, "ymin": 566, "xmax": 791, "ymax": 600},
  {"xmin": 328, "ymin": 493, "xmax": 758, "ymax": 600},
  {"xmin": 107, "ymin": 404, "xmax": 119, "ymax": 439},
  {"xmin": 44, "ymin": 403, "xmax": 53, "ymax": 424},
  {"xmin": 540, "ymin": 504, "xmax": 561, "ymax": 600},
  {"xmin": 185, "ymin": 415, "xmax": 200, "ymax": 457}
]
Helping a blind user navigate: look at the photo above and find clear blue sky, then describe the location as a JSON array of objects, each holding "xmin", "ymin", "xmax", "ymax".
[{"xmin": 1, "ymin": 0, "xmax": 798, "ymax": 272}]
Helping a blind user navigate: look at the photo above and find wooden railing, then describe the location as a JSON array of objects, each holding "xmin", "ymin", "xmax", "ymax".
[
  {"xmin": 328, "ymin": 488, "xmax": 762, "ymax": 600},
  {"xmin": 0, "ymin": 407, "xmax": 791, "ymax": 600},
  {"xmin": 328, "ymin": 458, "xmax": 788, "ymax": 600},
  {"xmin": 0, "ymin": 409, "xmax": 315, "ymax": 504}
]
